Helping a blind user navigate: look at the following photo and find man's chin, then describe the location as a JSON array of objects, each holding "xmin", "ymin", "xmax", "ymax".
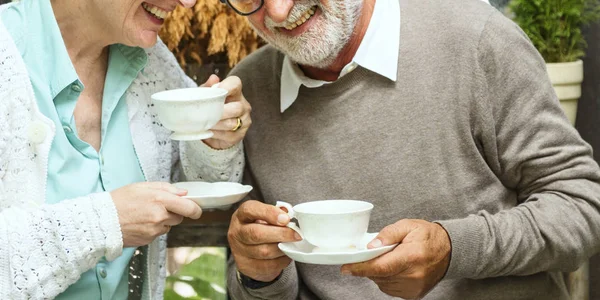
[{"xmin": 286, "ymin": 51, "xmax": 337, "ymax": 69}]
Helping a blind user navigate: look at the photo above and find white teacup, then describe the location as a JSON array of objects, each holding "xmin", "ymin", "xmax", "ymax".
[
  {"xmin": 151, "ymin": 87, "xmax": 228, "ymax": 141},
  {"xmin": 276, "ymin": 200, "xmax": 374, "ymax": 251}
]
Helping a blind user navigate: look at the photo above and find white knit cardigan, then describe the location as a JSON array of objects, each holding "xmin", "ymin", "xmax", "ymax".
[{"xmin": 0, "ymin": 6, "xmax": 244, "ymax": 299}]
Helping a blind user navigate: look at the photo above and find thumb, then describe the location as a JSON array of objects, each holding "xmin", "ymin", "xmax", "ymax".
[
  {"xmin": 368, "ymin": 220, "xmax": 413, "ymax": 249},
  {"xmin": 200, "ymin": 74, "xmax": 220, "ymax": 87}
]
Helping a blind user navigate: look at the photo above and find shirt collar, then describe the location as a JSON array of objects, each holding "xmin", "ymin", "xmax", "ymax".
[
  {"xmin": 280, "ymin": 0, "xmax": 401, "ymax": 113},
  {"xmin": 17, "ymin": 0, "xmax": 147, "ymax": 100},
  {"xmin": 30, "ymin": 0, "xmax": 80, "ymax": 99}
]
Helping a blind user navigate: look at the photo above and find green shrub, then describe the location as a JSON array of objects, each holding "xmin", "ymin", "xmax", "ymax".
[
  {"xmin": 164, "ymin": 249, "xmax": 227, "ymax": 300},
  {"xmin": 509, "ymin": 0, "xmax": 600, "ymax": 62}
]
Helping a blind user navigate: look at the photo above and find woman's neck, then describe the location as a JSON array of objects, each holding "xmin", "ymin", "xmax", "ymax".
[{"xmin": 51, "ymin": 0, "xmax": 109, "ymax": 73}]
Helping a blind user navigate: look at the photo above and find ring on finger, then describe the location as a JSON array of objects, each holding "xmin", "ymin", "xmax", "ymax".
[{"xmin": 231, "ymin": 117, "xmax": 243, "ymax": 132}]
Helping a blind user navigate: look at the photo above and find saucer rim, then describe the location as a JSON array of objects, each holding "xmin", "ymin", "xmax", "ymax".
[
  {"xmin": 278, "ymin": 232, "xmax": 398, "ymax": 256},
  {"xmin": 170, "ymin": 131, "xmax": 214, "ymax": 141}
]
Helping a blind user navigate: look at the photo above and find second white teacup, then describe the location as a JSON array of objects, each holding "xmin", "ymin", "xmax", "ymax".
[
  {"xmin": 276, "ymin": 200, "xmax": 374, "ymax": 251},
  {"xmin": 151, "ymin": 87, "xmax": 228, "ymax": 141}
]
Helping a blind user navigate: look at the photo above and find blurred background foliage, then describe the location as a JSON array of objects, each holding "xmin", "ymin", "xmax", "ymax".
[
  {"xmin": 509, "ymin": 0, "xmax": 600, "ymax": 62},
  {"xmin": 165, "ymin": 248, "xmax": 227, "ymax": 300}
]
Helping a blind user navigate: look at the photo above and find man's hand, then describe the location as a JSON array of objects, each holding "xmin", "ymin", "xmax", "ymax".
[
  {"xmin": 228, "ymin": 200, "xmax": 302, "ymax": 282},
  {"xmin": 341, "ymin": 219, "xmax": 451, "ymax": 299},
  {"xmin": 111, "ymin": 182, "xmax": 203, "ymax": 247},
  {"xmin": 201, "ymin": 75, "xmax": 252, "ymax": 150}
]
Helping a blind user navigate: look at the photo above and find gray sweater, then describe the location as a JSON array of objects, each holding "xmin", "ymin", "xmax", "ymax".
[{"xmin": 227, "ymin": 0, "xmax": 600, "ymax": 299}]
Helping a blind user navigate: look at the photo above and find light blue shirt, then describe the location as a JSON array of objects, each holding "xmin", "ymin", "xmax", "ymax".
[{"xmin": 2, "ymin": 0, "xmax": 148, "ymax": 299}]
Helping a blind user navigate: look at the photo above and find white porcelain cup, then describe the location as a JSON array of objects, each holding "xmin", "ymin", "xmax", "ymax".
[
  {"xmin": 151, "ymin": 87, "xmax": 228, "ymax": 141},
  {"xmin": 276, "ymin": 200, "xmax": 374, "ymax": 251}
]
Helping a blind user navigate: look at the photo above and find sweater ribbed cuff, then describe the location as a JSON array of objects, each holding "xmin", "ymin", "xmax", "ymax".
[
  {"xmin": 90, "ymin": 192, "xmax": 123, "ymax": 261},
  {"xmin": 236, "ymin": 262, "xmax": 298, "ymax": 299},
  {"xmin": 435, "ymin": 216, "xmax": 487, "ymax": 280}
]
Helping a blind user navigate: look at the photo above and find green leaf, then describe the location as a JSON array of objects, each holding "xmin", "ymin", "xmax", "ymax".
[
  {"xmin": 164, "ymin": 289, "xmax": 188, "ymax": 300},
  {"xmin": 189, "ymin": 278, "xmax": 227, "ymax": 300},
  {"xmin": 175, "ymin": 252, "xmax": 226, "ymax": 289}
]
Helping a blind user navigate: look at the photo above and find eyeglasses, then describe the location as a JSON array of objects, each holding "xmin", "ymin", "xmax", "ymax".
[{"xmin": 220, "ymin": 0, "xmax": 264, "ymax": 16}]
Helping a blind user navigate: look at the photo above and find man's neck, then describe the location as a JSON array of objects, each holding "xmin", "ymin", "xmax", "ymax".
[{"xmin": 300, "ymin": 0, "xmax": 376, "ymax": 82}]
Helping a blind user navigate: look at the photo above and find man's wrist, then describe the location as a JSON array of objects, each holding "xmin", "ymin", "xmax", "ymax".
[{"xmin": 237, "ymin": 270, "xmax": 282, "ymax": 289}]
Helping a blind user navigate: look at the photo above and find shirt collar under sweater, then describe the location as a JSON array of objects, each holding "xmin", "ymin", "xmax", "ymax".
[{"xmin": 279, "ymin": 0, "xmax": 490, "ymax": 113}]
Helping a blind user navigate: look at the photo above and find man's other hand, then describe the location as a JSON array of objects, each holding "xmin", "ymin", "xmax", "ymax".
[{"xmin": 341, "ymin": 219, "xmax": 451, "ymax": 299}]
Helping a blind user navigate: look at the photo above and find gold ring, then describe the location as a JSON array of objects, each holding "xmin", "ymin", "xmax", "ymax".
[{"xmin": 231, "ymin": 117, "xmax": 243, "ymax": 132}]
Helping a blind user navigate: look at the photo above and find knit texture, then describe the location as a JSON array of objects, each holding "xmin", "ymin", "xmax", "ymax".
[
  {"xmin": 227, "ymin": 0, "xmax": 600, "ymax": 299},
  {"xmin": 0, "ymin": 4, "xmax": 244, "ymax": 299}
]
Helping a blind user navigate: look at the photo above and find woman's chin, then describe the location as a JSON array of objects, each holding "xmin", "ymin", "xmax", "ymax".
[{"xmin": 133, "ymin": 31, "xmax": 159, "ymax": 48}]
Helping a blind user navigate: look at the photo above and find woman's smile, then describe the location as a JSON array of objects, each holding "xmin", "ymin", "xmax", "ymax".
[{"xmin": 141, "ymin": 2, "xmax": 170, "ymax": 25}]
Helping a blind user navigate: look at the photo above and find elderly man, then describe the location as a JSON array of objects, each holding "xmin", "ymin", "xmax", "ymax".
[{"xmin": 222, "ymin": 0, "xmax": 600, "ymax": 299}]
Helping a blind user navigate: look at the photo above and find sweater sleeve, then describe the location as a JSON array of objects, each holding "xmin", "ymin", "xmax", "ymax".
[
  {"xmin": 0, "ymin": 192, "xmax": 123, "ymax": 299},
  {"xmin": 437, "ymin": 12, "xmax": 600, "ymax": 279},
  {"xmin": 227, "ymin": 256, "xmax": 299, "ymax": 300}
]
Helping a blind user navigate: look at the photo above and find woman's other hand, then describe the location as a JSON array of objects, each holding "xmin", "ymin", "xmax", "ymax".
[
  {"xmin": 110, "ymin": 182, "xmax": 202, "ymax": 247},
  {"xmin": 201, "ymin": 75, "xmax": 252, "ymax": 150}
]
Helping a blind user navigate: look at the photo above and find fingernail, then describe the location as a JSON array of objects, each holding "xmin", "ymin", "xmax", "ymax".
[
  {"xmin": 294, "ymin": 232, "xmax": 302, "ymax": 240},
  {"xmin": 369, "ymin": 239, "xmax": 383, "ymax": 248},
  {"xmin": 277, "ymin": 214, "xmax": 290, "ymax": 225},
  {"xmin": 341, "ymin": 269, "xmax": 351, "ymax": 275}
]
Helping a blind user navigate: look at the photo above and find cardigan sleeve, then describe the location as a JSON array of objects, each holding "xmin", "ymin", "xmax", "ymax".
[
  {"xmin": 0, "ymin": 192, "xmax": 123, "ymax": 299},
  {"xmin": 150, "ymin": 39, "xmax": 245, "ymax": 184}
]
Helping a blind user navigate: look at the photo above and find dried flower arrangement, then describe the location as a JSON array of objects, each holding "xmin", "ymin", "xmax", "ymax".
[{"xmin": 159, "ymin": 0, "xmax": 263, "ymax": 68}]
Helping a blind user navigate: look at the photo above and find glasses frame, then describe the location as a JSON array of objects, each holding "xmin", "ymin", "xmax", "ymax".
[{"xmin": 220, "ymin": 0, "xmax": 264, "ymax": 16}]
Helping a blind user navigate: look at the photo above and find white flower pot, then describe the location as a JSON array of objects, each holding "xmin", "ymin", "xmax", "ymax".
[{"xmin": 546, "ymin": 60, "xmax": 584, "ymax": 125}]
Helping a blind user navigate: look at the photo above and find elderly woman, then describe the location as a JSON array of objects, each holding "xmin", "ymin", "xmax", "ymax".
[{"xmin": 0, "ymin": 0, "xmax": 251, "ymax": 299}]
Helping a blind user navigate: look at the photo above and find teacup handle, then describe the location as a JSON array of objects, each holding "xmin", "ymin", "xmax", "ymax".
[{"xmin": 275, "ymin": 201, "xmax": 304, "ymax": 240}]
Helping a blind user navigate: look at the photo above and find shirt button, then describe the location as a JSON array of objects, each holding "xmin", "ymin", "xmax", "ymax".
[
  {"xmin": 62, "ymin": 125, "xmax": 72, "ymax": 133},
  {"xmin": 28, "ymin": 120, "xmax": 48, "ymax": 144},
  {"xmin": 99, "ymin": 154, "xmax": 104, "ymax": 165},
  {"xmin": 71, "ymin": 84, "xmax": 82, "ymax": 93},
  {"xmin": 99, "ymin": 268, "xmax": 107, "ymax": 278}
]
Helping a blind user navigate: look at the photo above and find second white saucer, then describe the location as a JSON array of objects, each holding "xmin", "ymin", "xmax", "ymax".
[{"xmin": 278, "ymin": 232, "xmax": 397, "ymax": 265}]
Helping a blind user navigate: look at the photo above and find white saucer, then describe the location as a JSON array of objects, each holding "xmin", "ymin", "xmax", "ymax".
[
  {"xmin": 278, "ymin": 233, "xmax": 397, "ymax": 265},
  {"xmin": 170, "ymin": 130, "xmax": 213, "ymax": 141},
  {"xmin": 174, "ymin": 181, "xmax": 252, "ymax": 209}
]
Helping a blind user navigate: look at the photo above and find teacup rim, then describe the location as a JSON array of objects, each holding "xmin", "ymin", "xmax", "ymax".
[
  {"xmin": 293, "ymin": 200, "xmax": 373, "ymax": 215},
  {"xmin": 151, "ymin": 87, "xmax": 228, "ymax": 102}
]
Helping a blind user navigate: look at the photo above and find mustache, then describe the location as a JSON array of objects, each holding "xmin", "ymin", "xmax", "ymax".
[{"xmin": 264, "ymin": 1, "xmax": 320, "ymax": 28}]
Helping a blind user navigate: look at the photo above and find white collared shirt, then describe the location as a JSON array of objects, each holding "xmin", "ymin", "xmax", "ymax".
[{"xmin": 279, "ymin": 0, "xmax": 490, "ymax": 113}]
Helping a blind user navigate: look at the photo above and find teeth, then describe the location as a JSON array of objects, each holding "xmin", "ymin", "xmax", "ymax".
[
  {"xmin": 143, "ymin": 2, "xmax": 168, "ymax": 20},
  {"xmin": 283, "ymin": 6, "xmax": 317, "ymax": 30}
]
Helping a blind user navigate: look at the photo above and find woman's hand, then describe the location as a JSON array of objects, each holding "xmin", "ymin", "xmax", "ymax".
[
  {"xmin": 201, "ymin": 75, "xmax": 252, "ymax": 150},
  {"xmin": 111, "ymin": 182, "xmax": 202, "ymax": 247}
]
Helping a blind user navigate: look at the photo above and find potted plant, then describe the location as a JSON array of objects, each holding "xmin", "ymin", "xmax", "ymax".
[{"xmin": 509, "ymin": 0, "xmax": 600, "ymax": 125}]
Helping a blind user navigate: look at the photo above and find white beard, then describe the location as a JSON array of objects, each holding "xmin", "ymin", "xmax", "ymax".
[{"xmin": 252, "ymin": 0, "xmax": 363, "ymax": 68}]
